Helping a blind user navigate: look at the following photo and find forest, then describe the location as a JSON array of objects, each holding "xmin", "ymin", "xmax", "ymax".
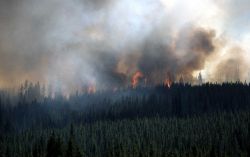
[{"xmin": 0, "ymin": 82, "xmax": 250, "ymax": 157}]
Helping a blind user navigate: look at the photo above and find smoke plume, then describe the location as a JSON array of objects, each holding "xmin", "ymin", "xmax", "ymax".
[{"xmin": 0, "ymin": 0, "xmax": 250, "ymax": 94}]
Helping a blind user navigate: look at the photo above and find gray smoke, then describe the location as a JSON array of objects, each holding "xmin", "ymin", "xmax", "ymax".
[
  {"xmin": 137, "ymin": 26, "xmax": 216, "ymax": 84},
  {"xmin": 0, "ymin": 0, "xmax": 249, "ymax": 94}
]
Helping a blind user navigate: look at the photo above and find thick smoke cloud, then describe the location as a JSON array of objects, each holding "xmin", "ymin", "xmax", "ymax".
[
  {"xmin": 137, "ymin": 26, "xmax": 216, "ymax": 84},
  {"xmin": 0, "ymin": 0, "xmax": 249, "ymax": 93}
]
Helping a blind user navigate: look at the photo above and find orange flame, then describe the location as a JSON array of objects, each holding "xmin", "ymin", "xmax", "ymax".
[
  {"xmin": 164, "ymin": 72, "xmax": 173, "ymax": 88},
  {"xmin": 87, "ymin": 85, "xmax": 96, "ymax": 94},
  {"xmin": 164, "ymin": 79, "xmax": 172, "ymax": 88},
  {"xmin": 131, "ymin": 71, "xmax": 144, "ymax": 88}
]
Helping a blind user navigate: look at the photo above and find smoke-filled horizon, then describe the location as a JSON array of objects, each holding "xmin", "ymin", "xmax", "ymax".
[{"xmin": 0, "ymin": 0, "xmax": 250, "ymax": 93}]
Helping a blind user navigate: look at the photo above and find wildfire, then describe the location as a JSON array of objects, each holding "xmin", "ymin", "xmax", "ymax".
[
  {"xmin": 87, "ymin": 84, "xmax": 96, "ymax": 94},
  {"xmin": 164, "ymin": 78, "xmax": 172, "ymax": 88},
  {"xmin": 131, "ymin": 71, "xmax": 144, "ymax": 88},
  {"xmin": 164, "ymin": 72, "xmax": 173, "ymax": 88}
]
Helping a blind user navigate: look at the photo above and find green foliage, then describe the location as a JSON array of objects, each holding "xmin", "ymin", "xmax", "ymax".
[
  {"xmin": 5, "ymin": 146, "xmax": 11, "ymax": 157},
  {"xmin": 1, "ymin": 83, "xmax": 250, "ymax": 157},
  {"xmin": 2, "ymin": 111, "xmax": 250, "ymax": 157},
  {"xmin": 75, "ymin": 146, "xmax": 83, "ymax": 157},
  {"xmin": 65, "ymin": 137, "xmax": 74, "ymax": 157},
  {"xmin": 46, "ymin": 133, "xmax": 63, "ymax": 157}
]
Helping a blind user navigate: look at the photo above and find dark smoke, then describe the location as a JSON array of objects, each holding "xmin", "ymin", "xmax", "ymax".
[
  {"xmin": 137, "ymin": 26, "xmax": 216, "ymax": 84},
  {"xmin": 0, "ymin": 0, "xmax": 249, "ymax": 94},
  {"xmin": 93, "ymin": 53, "xmax": 127, "ymax": 88}
]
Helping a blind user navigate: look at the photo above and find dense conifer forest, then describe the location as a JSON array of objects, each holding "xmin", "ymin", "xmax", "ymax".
[
  {"xmin": 1, "ymin": 0, "xmax": 250, "ymax": 156},
  {"xmin": 1, "ymin": 82, "xmax": 250, "ymax": 157}
]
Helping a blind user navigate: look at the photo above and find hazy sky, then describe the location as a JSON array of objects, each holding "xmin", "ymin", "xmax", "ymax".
[{"xmin": 0, "ymin": 0, "xmax": 250, "ymax": 93}]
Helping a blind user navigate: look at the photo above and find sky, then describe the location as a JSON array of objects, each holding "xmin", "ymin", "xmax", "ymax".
[{"xmin": 0, "ymin": 0, "xmax": 250, "ymax": 93}]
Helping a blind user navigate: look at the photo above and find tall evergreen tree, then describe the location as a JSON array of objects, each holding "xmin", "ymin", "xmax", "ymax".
[
  {"xmin": 66, "ymin": 137, "xmax": 74, "ymax": 157},
  {"xmin": 5, "ymin": 146, "xmax": 11, "ymax": 157},
  {"xmin": 46, "ymin": 133, "xmax": 63, "ymax": 157},
  {"xmin": 75, "ymin": 146, "xmax": 83, "ymax": 157}
]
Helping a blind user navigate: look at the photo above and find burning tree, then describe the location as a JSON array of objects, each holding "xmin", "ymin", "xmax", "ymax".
[
  {"xmin": 131, "ymin": 71, "xmax": 144, "ymax": 88},
  {"xmin": 164, "ymin": 72, "xmax": 174, "ymax": 88}
]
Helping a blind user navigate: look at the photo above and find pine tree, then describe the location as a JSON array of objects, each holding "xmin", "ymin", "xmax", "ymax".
[
  {"xmin": 75, "ymin": 146, "xmax": 83, "ymax": 157},
  {"xmin": 66, "ymin": 124, "xmax": 77, "ymax": 157},
  {"xmin": 5, "ymin": 146, "xmax": 11, "ymax": 157},
  {"xmin": 46, "ymin": 133, "xmax": 63, "ymax": 157},
  {"xmin": 32, "ymin": 145, "xmax": 39, "ymax": 157},
  {"xmin": 66, "ymin": 138, "xmax": 74, "ymax": 157},
  {"xmin": 247, "ymin": 122, "xmax": 250, "ymax": 156},
  {"xmin": 0, "ymin": 145, "xmax": 4, "ymax": 157},
  {"xmin": 46, "ymin": 133, "xmax": 56, "ymax": 157}
]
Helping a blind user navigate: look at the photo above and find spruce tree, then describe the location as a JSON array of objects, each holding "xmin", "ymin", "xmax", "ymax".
[
  {"xmin": 5, "ymin": 146, "xmax": 11, "ymax": 157},
  {"xmin": 75, "ymin": 146, "xmax": 83, "ymax": 157},
  {"xmin": 66, "ymin": 137, "xmax": 74, "ymax": 157},
  {"xmin": 46, "ymin": 133, "xmax": 63, "ymax": 157}
]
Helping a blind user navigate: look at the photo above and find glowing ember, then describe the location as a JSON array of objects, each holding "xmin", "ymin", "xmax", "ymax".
[{"xmin": 131, "ymin": 71, "xmax": 144, "ymax": 88}]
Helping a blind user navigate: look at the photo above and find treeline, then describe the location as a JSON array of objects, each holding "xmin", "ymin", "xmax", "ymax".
[
  {"xmin": 1, "ymin": 82, "xmax": 250, "ymax": 133},
  {"xmin": 1, "ymin": 82, "xmax": 250, "ymax": 157},
  {"xmin": 1, "ymin": 124, "xmax": 84, "ymax": 157},
  {"xmin": 1, "ymin": 111, "xmax": 250, "ymax": 157}
]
